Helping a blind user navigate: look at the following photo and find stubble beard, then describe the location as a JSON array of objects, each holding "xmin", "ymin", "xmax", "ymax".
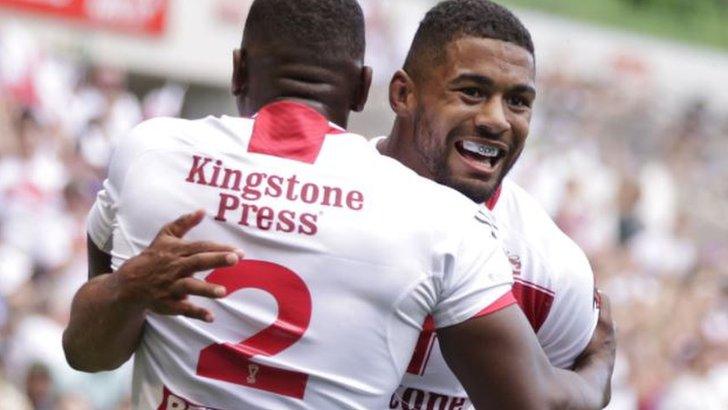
[{"xmin": 412, "ymin": 111, "xmax": 498, "ymax": 204}]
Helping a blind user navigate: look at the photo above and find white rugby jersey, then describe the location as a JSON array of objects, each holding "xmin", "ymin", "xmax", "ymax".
[
  {"xmin": 389, "ymin": 176, "xmax": 599, "ymax": 410},
  {"xmin": 86, "ymin": 102, "xmax": 516, "ymax": 410}
]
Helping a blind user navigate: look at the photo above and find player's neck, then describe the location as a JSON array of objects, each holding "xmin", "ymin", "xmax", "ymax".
[
  {"xmin": 382, "ymin": 119, "xmax": 434, "ymax": 180},
  {"xmin": 245, "ymin": 97, "xmax": 349, "ymax": 129}
]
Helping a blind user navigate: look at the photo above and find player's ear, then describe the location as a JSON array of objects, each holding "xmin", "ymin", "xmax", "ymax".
[
  {"xmin": 231, "ymin": 48, "xmax": 248, "ymax": 98},
  {"xmin": 352, "ymin": 65, "xmax": 373, "ymax": 112},
  {"xmin": 389, "ymin": 69, "xmax": 415, "ymax": 118}
]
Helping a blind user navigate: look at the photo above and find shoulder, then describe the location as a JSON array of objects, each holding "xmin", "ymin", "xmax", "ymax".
[
  {"xmin": 498, "ymin": 180, "xmax": 597, "ymax": 366},
  {"xmin": 498, "ymin": 179, "xmax": 593, "ymax": 284},
  {"xmin": 361, "ymin": 147, "xmax": 495, "ymax": 252},
  {"xmin": 111, "ymin": 117, "xmax": 189, "ymax": 160},
  {"xmin": 119, "ymin": 116, "xmax": 251, "ymax": 152}
]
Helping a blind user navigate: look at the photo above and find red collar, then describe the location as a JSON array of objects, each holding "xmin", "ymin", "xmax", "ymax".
[
  {"xmin": 248, "ymin": 101, "xmax": 343, "ymax": 163},
  {"xmin": 485, "ymin": 185, "xmax": 502, "ymax": 210}
]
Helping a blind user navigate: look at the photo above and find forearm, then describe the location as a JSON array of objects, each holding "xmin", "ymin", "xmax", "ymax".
[
  {"xmin": 545, "ymin": 350, "xmax": 613, "ymax": 410},
  {"xmin": 63, "ymin": 273, "xmax": 147, "ymax": 372},
  {"xmin": 544, "ymin": 367, "xmax": 605, "ymax": 410}
]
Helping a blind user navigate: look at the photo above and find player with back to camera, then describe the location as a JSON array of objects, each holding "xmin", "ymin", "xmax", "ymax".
[
  {"xmin": 379, "ymin": 1, "xmax": 614, "ymax": 409},
  {"xmin": 64, "ymin": 0, "xmax": 613, "ymax": 409}
]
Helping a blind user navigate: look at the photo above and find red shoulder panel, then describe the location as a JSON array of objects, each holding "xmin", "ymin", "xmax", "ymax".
[{"xmin": 512, "ymin": 279, "xmax": 555, "ymax": 332}]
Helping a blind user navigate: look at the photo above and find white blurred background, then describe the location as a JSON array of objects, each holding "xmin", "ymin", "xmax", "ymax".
[{"xmin": 0, "ymin": 0, "xmax": 726, "ymax": 409}]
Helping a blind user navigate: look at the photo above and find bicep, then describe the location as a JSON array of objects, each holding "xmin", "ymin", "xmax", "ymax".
[
  {"xmin": 437, "ymin": 304, "xmax": 555, "ymax": 410},
  {"xmin": 88, "ymin": 235, "xmax": 112, "ymax": 279}
]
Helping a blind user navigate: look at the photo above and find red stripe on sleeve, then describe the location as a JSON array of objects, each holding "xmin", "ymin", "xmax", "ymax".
[
  {"xmin": 406, "ymin": 316, "xmax": 437, "ymax": 376},
  {"xmin": 472, "ymin": 291, "xmax": 517, "ymax": 319}
]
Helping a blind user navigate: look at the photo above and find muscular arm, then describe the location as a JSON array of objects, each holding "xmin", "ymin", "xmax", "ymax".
[
  {"xmin": 88, "ymin": 235, "xmax": 112, "ymax": 279},
  {"xmin": 64, "ymin": 211, "xmax": 243, "ymax": 372},
  {"xmin": 63, "ymin": 272, "xmax": 147, "ymax": 372},
  {"xmin": 438, "ymin": 300, "xmax": 614, "ymax": 410}
]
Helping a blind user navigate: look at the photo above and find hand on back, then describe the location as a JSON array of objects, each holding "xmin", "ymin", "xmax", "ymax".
[{"xmin": 113, "ymin": 210, "xmax": 244, "ymax": 322}]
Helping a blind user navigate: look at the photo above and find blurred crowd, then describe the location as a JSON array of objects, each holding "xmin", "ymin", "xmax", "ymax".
[
  {"xmin": 0, "ymin": 17, "xmax": 726, "ymax": 410},
  {"xmin": 513, "ymin": 59, "xmax": 728, "ymax": 409},
  {"xmin": 0, "ymin": 24, "xmax": 184, "ymax": 409}
]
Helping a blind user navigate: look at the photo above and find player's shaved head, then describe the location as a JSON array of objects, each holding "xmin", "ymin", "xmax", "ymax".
[
  {"xmin": 404, "ymin": 0, "xmax": 534, "ymax": 82},
  {"xmin": 243, "ymin": 0, "xmax": 365, "ymax": 61},
  {"xmin": 233, "ymin": 0, "xmax": 371, "ymax": 128}
]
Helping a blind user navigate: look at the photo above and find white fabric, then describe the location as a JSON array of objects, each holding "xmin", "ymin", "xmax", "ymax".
[
  {"xmin": 87, "ymin": 114, "xmax": 513, "ymax": 410},
  {"xmin": 392, "ymin": 176, "xmax": 599, "ymax": 409}
]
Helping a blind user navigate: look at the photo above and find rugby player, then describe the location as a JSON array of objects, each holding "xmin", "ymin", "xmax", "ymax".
[
  {"xmin": 376, "ymin": 1, "xmax": 615, "ymax": 409},
  {"xmin": 64, "ymin": 0, "xmax": 613, "ymax": 408}
]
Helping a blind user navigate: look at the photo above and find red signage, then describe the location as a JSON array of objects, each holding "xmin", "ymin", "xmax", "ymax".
[{"xmin": 0, "ymin": 0, "xmax": 168, "ymax": 36}]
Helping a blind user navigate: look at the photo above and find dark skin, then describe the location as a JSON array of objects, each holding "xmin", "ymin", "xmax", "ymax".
[
  {"xmin": 382, "ymin": 36, "xmax": 615, "ymax": 408},
  {"xmin": 231, "ymin": 43, "xmax": 373, "ymax": 128},
  {"xmin": 66, "ymin": 211, "xmax": 243, "ymax": 372},
  {"xmin": 87, "ymin": 237, "xmax": 111, "ymax": 278},
  {"xmin": 68, "ymin": 32, "xmax": 613, "ymax": 410},
  {"xmin": 381, "ymin": 37, "xmax": 535, "ymax": 203},
  {"xmin": 64, "ymin": 37, "xmax": 373, "ymax": 372},
  {"xmin": 440, "ymin": 294, "xmax": 615, "ymax": 409}
]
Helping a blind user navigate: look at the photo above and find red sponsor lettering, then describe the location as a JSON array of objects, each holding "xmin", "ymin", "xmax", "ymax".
[
  {"xmin": 186, "ymin": 156, "xmax": 213, "ymax": 186},
  {"xmin": 390, "ymin": 388, "xmax": 468, "ymax": 410},
  {"xmin": 186, "ymin": 153, "xmax": 365, "ymax": 237},
  {"xmin": 185, "ymin": 156, "xmax": 365, "ymax": 211}
]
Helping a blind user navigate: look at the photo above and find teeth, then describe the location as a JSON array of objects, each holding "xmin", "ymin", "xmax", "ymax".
[{"xmin": 462, "ymin": 141, "xmax": 500, "ymax": 158}]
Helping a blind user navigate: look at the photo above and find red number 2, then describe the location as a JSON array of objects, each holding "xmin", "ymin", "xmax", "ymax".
[{"xmin": 196, "ymin": 260, "xmax": 312, "ymax": 399}]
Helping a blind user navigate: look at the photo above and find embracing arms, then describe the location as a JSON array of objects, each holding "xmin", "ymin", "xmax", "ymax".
[
  {"xmin": 63, "ymin": 211, "xmax": 244, "ymax": 372},
  {"xmin": 438, "ymin": 291, "xmax": 615, "ymax": 410}
]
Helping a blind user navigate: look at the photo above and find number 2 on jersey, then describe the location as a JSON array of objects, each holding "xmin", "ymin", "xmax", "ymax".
[{"xmin": 196, "ymin": 260, "xmax": 312, "ymax": 399}]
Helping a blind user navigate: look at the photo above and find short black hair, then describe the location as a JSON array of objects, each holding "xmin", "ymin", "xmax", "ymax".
[
  {"xmin": 404, "ymin": 0, "xmax": 534, "ymax": 79},
  {"xmin": 243, "ymin": 0, "xmax": 365, "ymax": 61}
]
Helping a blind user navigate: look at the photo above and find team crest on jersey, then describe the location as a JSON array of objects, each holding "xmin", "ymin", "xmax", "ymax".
[
  {"xmin": 506, "ymin": 251, "xmax": 522, "ymax": 277},
  {"xmin": 474, "ymin": 207, "xmax": 499, "ymax": 239}
]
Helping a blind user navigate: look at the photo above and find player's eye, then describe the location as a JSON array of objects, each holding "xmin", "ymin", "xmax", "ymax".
[
  {"xmin": 506, "ymin": 95, "xmax": 531, "ymax": 109},
  {"xmin": 459, "ymin": 87, "xmax": 485, "ymax": 99}
]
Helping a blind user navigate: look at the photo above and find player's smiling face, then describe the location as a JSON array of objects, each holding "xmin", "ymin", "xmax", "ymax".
[{"xmin": 412, "ymin": 36, "xmax": 535, "ymax": 203}]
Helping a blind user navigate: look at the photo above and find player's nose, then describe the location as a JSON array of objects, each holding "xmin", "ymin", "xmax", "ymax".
[{"xmin": 474, "ymin": 96, "xmax": 511, "ymax": 138}]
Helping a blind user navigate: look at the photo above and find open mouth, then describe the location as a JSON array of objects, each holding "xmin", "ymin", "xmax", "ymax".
[{"xmin": 455, "ymin": 140, "xmax": 506, "ymax": 170}]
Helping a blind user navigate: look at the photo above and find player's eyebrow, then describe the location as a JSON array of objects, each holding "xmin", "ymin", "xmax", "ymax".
[
  {"xmin": 510, "ymin": 84, "xmax": 537, "ymax": 96},
  {"xmin": 451, "ymin": 73, "xmax": 536, "ymax": 95},
  {"xmin": 451, "ymin": 73, "xmax": 495, "ymax": 87}
]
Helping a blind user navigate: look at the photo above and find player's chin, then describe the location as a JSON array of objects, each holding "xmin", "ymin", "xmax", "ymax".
[{"xmin": 444, "ymin": 174, "xmax": 497, "ymax": 205}]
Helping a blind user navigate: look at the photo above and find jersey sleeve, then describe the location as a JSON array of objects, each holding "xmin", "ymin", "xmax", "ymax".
[
  {"xmin": 536, "ymin": 244, "xmax": 599, "ymax": 368},
  {"xmin": 432, "ymin": 213, "xmax": 515, "ymax": 329},
  {"xmin": 86, "ymin": 118, "xmax": 171, "ymax": 252},
  {"xmin": 87, "ymin": 180, "xmax": 117, "ymax": 252}
]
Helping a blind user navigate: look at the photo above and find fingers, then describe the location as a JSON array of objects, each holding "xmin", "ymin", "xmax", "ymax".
[
  {"xmin": 156, "ymin": 300, "xmax": 215, "ymax": 323},
  {"xmin": 152, "ymin": 212, "xmax": 245, "ymax": 260},
  {"xmin": 177, "ymin": 251, "xmax": 240, "ymax": 276},
  {"xmin": 178, "ymin": 241, "xmax": 245, "ymax": 259},
  {"xmin": 162, "ymin": 209, "xmax": 206, "ymax": 239},
  {"xmin": 170, "ymin": 277, "xmax": 227, "ymax": 300}
]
